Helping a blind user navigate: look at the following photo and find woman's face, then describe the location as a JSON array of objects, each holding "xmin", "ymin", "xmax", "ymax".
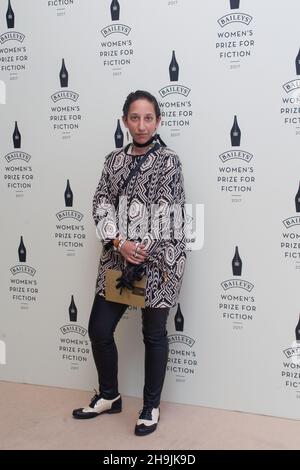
[{"xmin": 123, "ymin": 98, "xmax": 160, "ymax": 145}]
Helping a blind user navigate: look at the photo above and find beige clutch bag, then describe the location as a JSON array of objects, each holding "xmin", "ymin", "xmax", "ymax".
[{"xmin": 105, "ymin": 269, "xmax": 146, "ymax": 308}]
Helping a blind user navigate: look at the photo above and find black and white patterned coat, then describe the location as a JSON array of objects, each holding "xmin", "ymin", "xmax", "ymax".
[{"xmin": 93, "ymin": 145, "xmax": 186, "ymax": 308}]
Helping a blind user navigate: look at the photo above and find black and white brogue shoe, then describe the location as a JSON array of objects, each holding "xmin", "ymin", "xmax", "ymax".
[
  {"xmin": 72, "ymin": 392, "xmax": 122, "ymax": 419},
  {"xmin": 134, "ymin": 406, "xmax": 160, "ymax": 436}
]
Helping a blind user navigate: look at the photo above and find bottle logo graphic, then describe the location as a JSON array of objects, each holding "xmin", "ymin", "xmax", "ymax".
[
  {"xmin": 110, "ymin": 0, "xmax": 120, "ymax": 21},
  {"xmin": 69, "ymin": 295, "xmax": 77, "ymax": 322},
  {"xmin": 282, "ymin": 316, "xmax": 300, "ymax": 365},
  {"xmin": 230, "ymin": 115, "xmax": 241, "ymax": 147},
  {"xmin": 230, "ymin": 0, "xmax": 240, "ymax": 9},
  {"xmin": 296, "ymin": 48, "xmax": 300, "ymax": 76},
  {"xmin": 6, "ymin": 0, "xmax": 15, "ymax": 29},
  {"xmin": 174, "ymin": 303, "xmax": 184, "ymax": 332},
  {"xmin": 51, "ymin": 60, "xmax": 79, "ymax": 103},
  {"xmin": 114, "ymin": 119, "xmax": 124, "ymax": 148},
  {"xmin": 64, "ymin": 179, "xmax": 73, "ymax": 207},
  {"xmin": 59, "ymin": 58, "xmax": 68, "ymax": 88},
  {"xmin": 100, "ymin": 0, "xmax": 131, "ymax": 38},
  {"xmin": 56, "ymin": 181, "xmax": 84, "ymax": 222},
  {"xmin": 295, "ymin": 315, "xmax": 300, "ymax": 342},
  {"xmin": 18, "ymin": 236, "xmax": 26, "ymax": 263},
  {"xmin": 232, "ymin": 246, "xmax": 242, "ymax": 276},
  {"xmin": 169, "ymin": 50, "xmax": 179, "ymax": 82},
  {"xmin": 10, "ymin": 236, "xmax": 36, "ymax": 278},
  {"xmin": 295, "ymin": 182, "xmax": 300, "ymax": 212},
  {"xmin": 159, "ymin": 51, "xmax": 191, "ymax": 98},
  {"xmin": 13, "ymin": 121, "xmax": 21, "ymax": 149},
  {"xmin": 283, "ymin": 51, "xmax": 300, "ymax": 93}
]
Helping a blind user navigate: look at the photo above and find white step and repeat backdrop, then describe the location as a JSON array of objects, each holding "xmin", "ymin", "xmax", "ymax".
[{"xmin": 1, "ymin": 0, "xmax": 300, "ymax": 420}]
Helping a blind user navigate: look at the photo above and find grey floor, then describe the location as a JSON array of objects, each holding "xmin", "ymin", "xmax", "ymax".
[{"xmin": 1, "ymin": 381, "xmax": 300, "ymax": 450}]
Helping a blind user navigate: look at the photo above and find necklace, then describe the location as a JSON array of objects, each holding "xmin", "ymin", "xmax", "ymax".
[
  {"xmin": 129, "ymin": 143, "xmax": 154, "ymax": 156},
  {"xmin": 132, "ymin": 135, "xmax": 155, "ymax": 148}
]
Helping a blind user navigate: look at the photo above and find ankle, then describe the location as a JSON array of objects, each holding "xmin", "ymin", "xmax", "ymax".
[{"xmin": 101, "ymin": 392, "xmax": 120, "ymax": 400}]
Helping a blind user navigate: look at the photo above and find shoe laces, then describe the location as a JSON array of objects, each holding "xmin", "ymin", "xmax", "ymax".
[
  {"xmin": 89, "ymin": 389, "xmax": 102, "ymax": 408},
  {"xmin": 138, "ymin": 406, "xmax": 153, "ymax": 420}
]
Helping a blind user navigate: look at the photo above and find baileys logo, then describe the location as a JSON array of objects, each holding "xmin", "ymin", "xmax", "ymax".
[
  {"xmin": 282, "ymin": 317, "xmax": 300, "ymax": 361},
  {"xmin": 218, "ymin": 0, "xmax": 252, "ymax": 27},
  {"xmin": 5, "ymin": 121, "xmax": 31, "ymax": 163},
  {"xmin": 159, "ymin": 51, "xmax": 191, "ymax": 98},
  {"xmin": 282, "ymin": 50, "xmax": 300, "ymax": 94},
  {"xmin": 51, "ymin": 59, "xmax": 79, "ymax": 103},
  {"xmin": 282, "ymin": 183, "xmax": 300, "ymax": 229},
  {"xmin": 219, "ymin": 115, "xmax": 253, "ymax": 163},
  {"xmin": 101, "ymin": 0, "xmax": 131, "ymax": 38},
  {"xmin": 56, "ymin": 180, "xmax": 83, "ymax": 221},
  {"xmin": 0, "ymin": 1, "xmax": 25, "ymax": 44},
  {"xmin": 221, "ymin": 246, "xmax": 254, "ymax": 292},
  {"xmin": 10, "ymin": 236, "xmax": 36, "ymax": 276}
]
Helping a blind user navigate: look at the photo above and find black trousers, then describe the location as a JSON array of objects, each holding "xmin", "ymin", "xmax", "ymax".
[{"xmin": 88, "ymin": 294, "xmax": 169, "ymax": 408}]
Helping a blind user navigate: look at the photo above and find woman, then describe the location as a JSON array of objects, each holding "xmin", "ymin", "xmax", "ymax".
[{"xmin": 72, "ymin": 90, "xmax": 186, "ymax": 436}]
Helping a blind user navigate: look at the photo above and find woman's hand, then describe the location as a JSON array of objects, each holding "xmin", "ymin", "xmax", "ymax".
[{"xmin": 119, "ymin": 241, "xmax": 148, "ymax": 265}]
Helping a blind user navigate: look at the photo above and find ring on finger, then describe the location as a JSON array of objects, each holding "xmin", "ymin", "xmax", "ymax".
[{"xmin": 134, "ymin": 243, "xmax": 140, "ymax": 258}]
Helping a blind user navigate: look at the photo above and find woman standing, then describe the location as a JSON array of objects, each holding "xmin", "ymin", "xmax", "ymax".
[{"xmin": 72, "ymin": 90, "xmax": 186, "ymax": 436}]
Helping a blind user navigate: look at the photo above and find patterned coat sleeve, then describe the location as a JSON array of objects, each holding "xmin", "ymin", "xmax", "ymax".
[
  {"xmin": 92, "ymin": 154, "xmax": 119, "ymax": 243},
  {"xmin": 141, "ymin": 152, "xmax": 186, "ymax": 257}
]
